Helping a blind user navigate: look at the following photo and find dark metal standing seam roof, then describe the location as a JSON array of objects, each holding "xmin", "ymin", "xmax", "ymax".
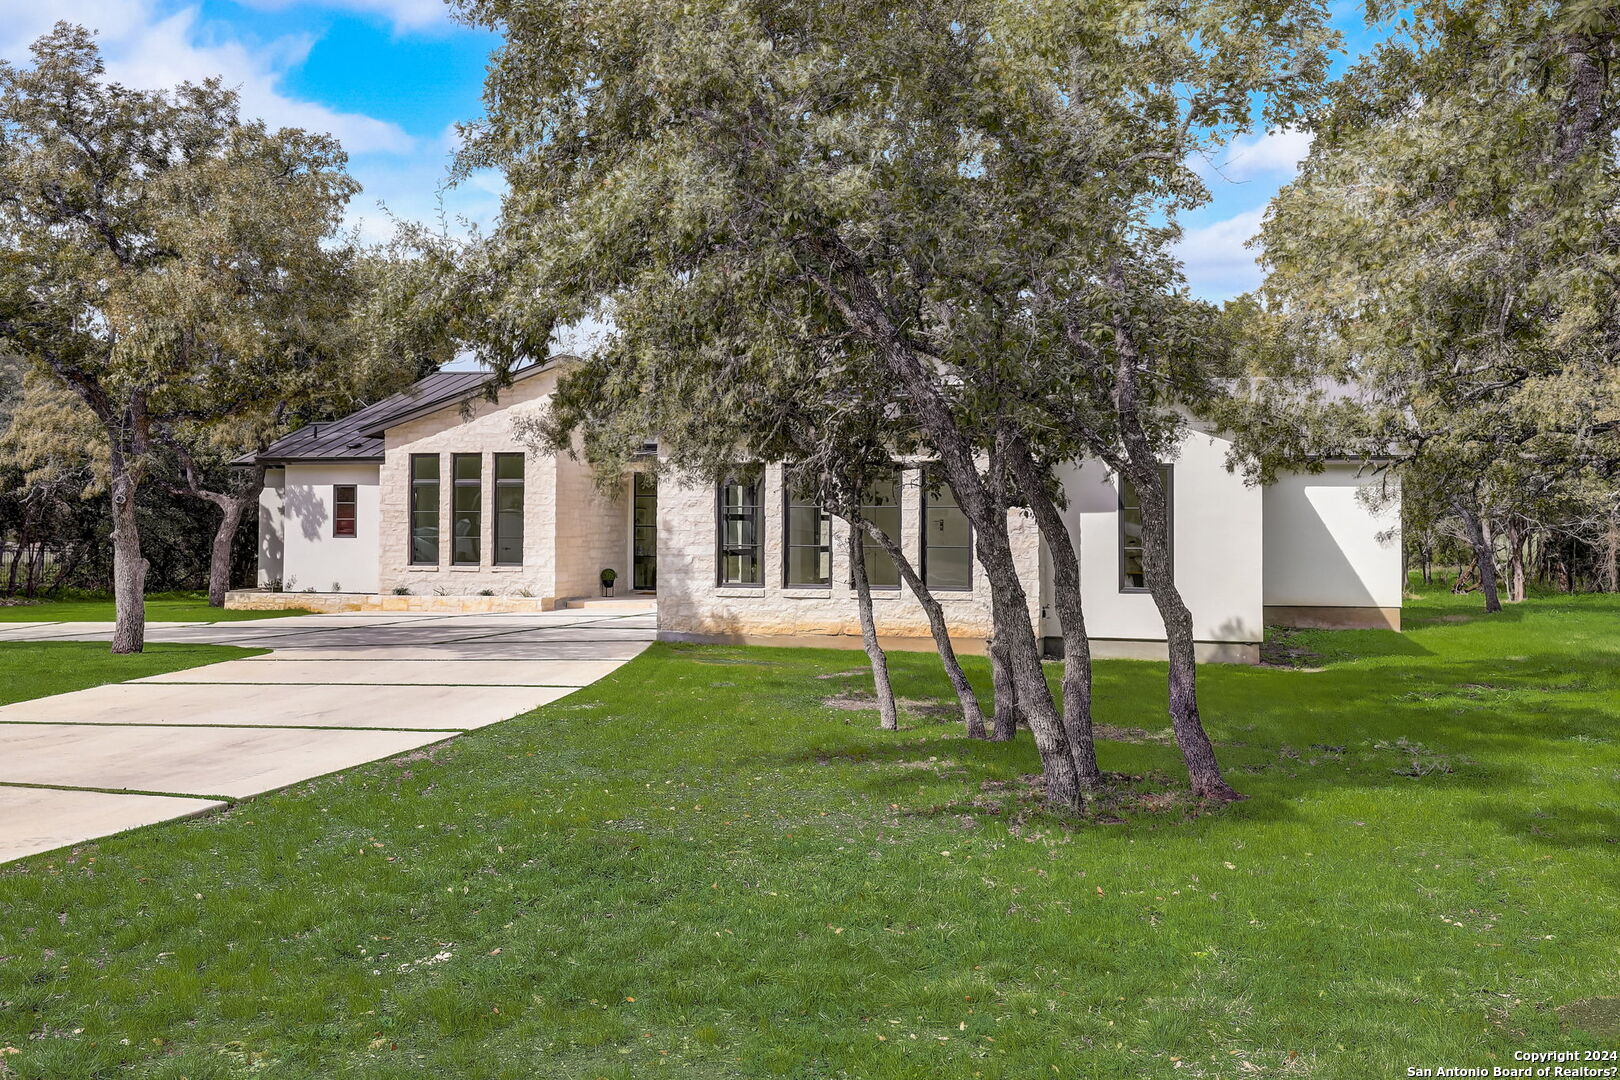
[{"xmin": 241, "ymin": 362, "xmax": 563, "ymax": 466}]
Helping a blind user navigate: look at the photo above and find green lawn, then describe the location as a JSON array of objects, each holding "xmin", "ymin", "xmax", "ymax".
[
  {"xmin": 0, "ymin": 591, "xmax": 307, "ymax": 623},
  {"xmin": 0, "ymin": 641, "xmax": 266, "ymax": 707},
  {"xmin": 1, "ymin": 589, "xmax": 1616, "ymax": 1078}
]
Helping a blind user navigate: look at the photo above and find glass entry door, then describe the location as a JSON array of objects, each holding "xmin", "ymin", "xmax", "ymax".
[{"xmin": 632, "ymin": 473, "xmax": 657, "ymax": 592}]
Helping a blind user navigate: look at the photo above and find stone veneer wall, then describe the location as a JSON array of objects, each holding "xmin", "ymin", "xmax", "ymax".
[
  {"xmin": 378, "ymin": 372, "xmax": 560, "ymax": 597},
  {"xmin": 553, "ymin": 457, "xmax": 631, "ymax": 599},
  {"xmin": 654, "ymin": 461, "xmax": 1043, "ymax": 651}
]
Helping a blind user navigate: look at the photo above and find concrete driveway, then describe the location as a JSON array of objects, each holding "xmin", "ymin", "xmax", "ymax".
[{"xmin": 0, "ymin": 604, "xmax": 655, "ymax": 863}]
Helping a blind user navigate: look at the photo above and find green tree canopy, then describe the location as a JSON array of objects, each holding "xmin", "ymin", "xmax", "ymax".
[
  {"xmin": 448, "ymin": 0, "xmax": 1335, "ymax": 803},
  {"xmin": 0, "ymin": 24, "xmax": 371, "ymax": 648},
  {"xmin": 1257, "ymin": 0, "xmax": 1620, "ymax": 611}
]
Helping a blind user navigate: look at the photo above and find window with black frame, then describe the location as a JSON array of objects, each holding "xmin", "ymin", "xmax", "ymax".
[
  {"xmin": 452, "ymin": 453, "xmax": 482, "ymax": 566},
  {"xmin": 409, "ymin": 455, "xmax": 439, "ymax": 564},
  {"xmin": 632, "ymin": 472, "xmax": 658, "ymax": 591},
  {"xmin": 783, "ymin": 471, "xmax": 831, "ymax": 587},
  {"xmin": 1119, "ymin": 466, "xmax": 1172, "ymax": 591},
  {"xmin": 922, "ymin": 467, "xmax": 972, "ymax": 590},
  {"xmin": 493, "ymin": 453, "xmax": 523, "ymax": 565},
  {"xmin": 859, "ymin": 472, "xmax": 902, "ymax": 588},
  {"xmin": 717, "ymin": 473, "xmax": 763, "ymax": 586}
]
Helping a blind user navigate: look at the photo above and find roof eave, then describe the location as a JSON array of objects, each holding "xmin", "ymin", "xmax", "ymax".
[
  {"xmin": 358, "ymin": 358, "xmax": 567, "ymax": 439},
  {"xmin": 250, "ymin": 455, "xmax": 385, "ymax": 467}
]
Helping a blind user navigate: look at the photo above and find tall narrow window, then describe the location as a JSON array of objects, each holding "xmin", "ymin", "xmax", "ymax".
[
  {"xmin": 859, "ymin": 473, "xmax": 901, "ymax": 589},
  {"xmin": 717, "ymin": 473, "xmax": 763, "ymax": 586},
  {"xmin": 333, "ymin": 485, "xmax": 357, "ymax": 538},
  {"xmin": 494, "ymin": 453, "xmax": 523, "ymax": 565},
  {"xmin": 409, "ymin": 455, "xmax": 439, "ymax": 565},
  {"xmin": 1119, "ymin": 466, "xmax": 1172, "ymax": 591},
  {"xmin": 922, "ymin": 468, "xmax": 972, "ymax": 590},
  {"xmin": 783, "ymin": 471, "xmax": 831, "ymax": 587},
  {"xmin": 452, "ymin": 453, "xmax": 482, "ymax": 566},
  {"xmin": 632, "ymin": 472, "xmax": 658, "ymax": 591}
]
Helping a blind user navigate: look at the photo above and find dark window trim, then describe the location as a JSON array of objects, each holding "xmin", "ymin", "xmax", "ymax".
[
  {"xmin": 408, "ymin": 453, "xmax": 439, "ymax": 566},
  {"xmin": 715, "ymin": 472, "xmax": 765, "ymax": 588},
  {"xmin": 781, "ymin": 473, "xmax": 832, "ymax": 589},
  {"xmin": 493, "ymin": 452, "xmax": 523, "ymax": 566},
  {"xmin": 859, "ymin": 469, "xmax": 902, "ymax": 591},
  {"xmin": 1118, "ymin": 465, "xmax": 1173, "ymax": 593},
  {"xmin": 332, "ymin": 484, "xmax": 357, "ymax": 539},
  {"xmin": 920, "ymin": 466, "xmax": 973, "ymax": 592},
  {"xmin": 632, "ymin": 471, "xmax": 657, "ymax": 592},
  {"xmin": 451, "ymin": 452, "xmax": 483, "ymax": 567}
]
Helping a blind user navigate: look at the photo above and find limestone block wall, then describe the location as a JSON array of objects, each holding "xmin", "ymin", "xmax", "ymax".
[
  {"xmin": 553, "ymin": 454, "xmax": 631, "ymax": 599},
  {"xmin": 378, "ymin": 372, "xmax": 560, "ymax": 597},
  {"xmin": 655, "ymin": 461, "xmax": 1042, "ymax": 652}
]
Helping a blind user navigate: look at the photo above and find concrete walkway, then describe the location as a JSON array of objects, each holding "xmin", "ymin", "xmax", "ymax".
[{"xmin": 0, "ymin": 604, "xmax": 655, "ymax": 863}]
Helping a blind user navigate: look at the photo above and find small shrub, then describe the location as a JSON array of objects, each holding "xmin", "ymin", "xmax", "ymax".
[{"xmin": 392, "ymin": 586, "xmax": 412, "ymax": 596}]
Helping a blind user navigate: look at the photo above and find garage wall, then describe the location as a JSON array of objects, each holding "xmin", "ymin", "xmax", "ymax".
[
  {"xmin": 280, "ymin": 463, "xmax": 381, "ymax": 593},
  {"xmin": 257, "ymin": 468, "xmax": 285, "ymax": 588},
  {"xmin": 1051, "ymin": 428, "xmax": 1265, "ymax": 658},
  {"xmin": 1263, "ymin": 466, "xmax": 1403, "ymax": 629}
]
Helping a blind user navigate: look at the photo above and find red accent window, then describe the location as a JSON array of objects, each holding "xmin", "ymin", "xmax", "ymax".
[{"xmin": 334, "ymin": 485, "xmax": 357, "ymax": 538}]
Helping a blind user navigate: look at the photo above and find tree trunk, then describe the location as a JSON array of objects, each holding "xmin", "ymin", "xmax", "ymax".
[
  {"xmin": 853, "ymin": 515, "xmax": 987, "ymax": 738},
  {"xmin": 1102, "ymin": 275, "xmax": 1241, "ymax": 803},
  {"xmin": 169, "ymin": 453, "xmax": 264, "ymax": 608},
  {"xmin": 1453, "ymin": 498, "xmax": 1502, "ymax": 613},
  {"xmin": 26, "ymin": 538, "xmax": 46, "ymax": 597},
  {"xmin": 5, "ymin": 528, "xmax": 24, "ymax": 596},
  {"xmin": 988, "ymin": 636, "xmax": 1020, "ymax": 741},
  {"xmin": 109, "ymin": 463, "xmax": 148, "ymax": 654},
  {"xmin": 1606, "ymin": 513, "xmax": 1620, "ymax": 593},
  {"xmin": 1005, "ymin": 439, "xmax": 1103, "ymax": 792},
  {"xmin": 848, "ymin": 521, "xmax": 897, "ymax": 730},
  {"xmin": 1504, "ymin": 519, "xmax": 1527, "ymax": 603},
  {"xmin": 802, "ymin": 241, "xmax": 1079, "ymax": 807},
  {"xmin": 46, "ymin": 539, "xmax": 83, "ymax": 596},
  {"xmin": 1123, "ymin": 457, "xmax": 1243, "ymax": 801},
  {"xmin": 204, "ymin": 494, "xmax": 251, "ymax": 607}
]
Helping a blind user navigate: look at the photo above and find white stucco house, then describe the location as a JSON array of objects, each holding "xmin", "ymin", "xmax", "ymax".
[{"xmin": 235, "ymin": 358, "xmax": 1404, "ymax": 663}]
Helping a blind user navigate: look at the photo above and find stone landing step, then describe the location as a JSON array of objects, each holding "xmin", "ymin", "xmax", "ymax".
[{"xmin": 561, "ymin": 596, "xmax": 657, "ymax": 613}]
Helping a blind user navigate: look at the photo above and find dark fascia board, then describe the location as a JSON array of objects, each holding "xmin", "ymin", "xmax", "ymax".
[
  {"xmin": 358, "ymin": 356, "xmax": 575, "ymax": 439},
  {"xmin": 250, "ymin": 456, "xmax": 385, "ymax": 468}
]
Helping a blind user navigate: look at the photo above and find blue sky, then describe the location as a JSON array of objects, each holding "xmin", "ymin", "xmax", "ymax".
[{"xmin": 0, "ymin": 0, "xmax": 1384, "ymax": 302}]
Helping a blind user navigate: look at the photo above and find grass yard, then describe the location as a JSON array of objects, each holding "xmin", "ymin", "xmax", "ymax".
[
  {"xmin": 1, "ymin": 588, "xmax": 1616, "ymax": 1078},
  {"xmin": 0, "ymin": 591, "xmax": 307, "ymax": 623},
  {"xmin": 0, "ymin": 641, "xmax": 267, "ymax": 706}
]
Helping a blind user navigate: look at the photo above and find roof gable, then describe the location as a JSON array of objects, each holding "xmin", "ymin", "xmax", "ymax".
[{"xmin": 247, "ymin": 360, "xmax": 568, "ymax": 465}]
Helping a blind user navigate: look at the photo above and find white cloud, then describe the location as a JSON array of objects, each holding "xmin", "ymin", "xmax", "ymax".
[
  {"xmin": 342, "ymin": 156, "xmax": 504, "ymax": 245},
  {"xmin": 1, "ymin": 2, "xmax": 414, "ymax": 154},
  {"xmin": 1198, "ymin": 126, "xmax": 1314, "ymax": 185},
  {"xmin": 1173, "ymin": 207, "xmax": 1268, "ymax": 300}
]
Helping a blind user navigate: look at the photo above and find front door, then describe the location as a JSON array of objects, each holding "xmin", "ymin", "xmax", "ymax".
[{"xmin": 632, "ymin": 472, "xmax": 657, "ymax": 592}]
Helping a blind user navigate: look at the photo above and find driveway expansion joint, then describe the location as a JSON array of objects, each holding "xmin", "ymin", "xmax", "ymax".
[{"xmin": 0, "ymin": 606, "xmax": 654, "ymax": 863}]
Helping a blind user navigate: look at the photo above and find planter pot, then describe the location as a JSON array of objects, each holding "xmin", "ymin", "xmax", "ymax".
[{"xmin": 601, "ymin": 583, "xmax": 615, "ymax": 596}]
